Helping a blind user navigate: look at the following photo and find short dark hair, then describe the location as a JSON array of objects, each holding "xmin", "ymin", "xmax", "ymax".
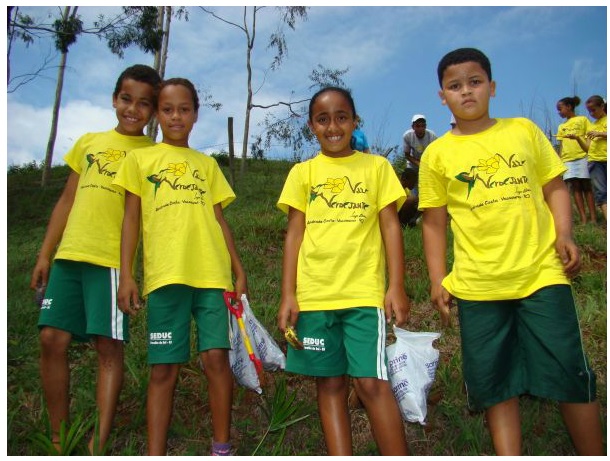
[
  {"xmin": 113, "ymin": 64, "xmax": 161, "ymax": 98},
  {"xmin": 158, "ymin": 78, "xmax": 200, "ymax": 112},
  {"xmin": 437, "ymin": 48, "xmax": 492, "ymax": 87},
  {"xmin": 308, "ymin": 86, "xmax": 357, "ymax": 122},
  {"xmin": 586, "ymin": 95, "xmax": 607, "ymax": 113}
]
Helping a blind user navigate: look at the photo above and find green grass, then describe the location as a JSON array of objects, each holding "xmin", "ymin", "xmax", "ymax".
[{"xmin": 7, "ymin": 160, "xmax": 607, "ymax": 455}]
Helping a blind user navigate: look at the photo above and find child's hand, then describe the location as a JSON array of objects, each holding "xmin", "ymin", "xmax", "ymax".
[
  {"xmin": 234, "ymin": 274, "xmax": 249, "ymax": 303},
  {"xmin": 555, "ymin": 235, "xmax": 581, "ymax": 278},
  {"xmin": 278, "ymin": 294, "xmax": 300, "ymax": 333},
  {"xmin": 117, "ymin": 276, "xmax": 142, "ymax": 316},
  {"xmin": 30, "ymin": 256, "xmax": 50, "ymax": 290},
  {"xmin": 431, "ymin": 282, "xmax": 453, "ymax": 327},
  {"xmin": 384, "ymin": 285, "xmax": 411, "ymax": 327}
]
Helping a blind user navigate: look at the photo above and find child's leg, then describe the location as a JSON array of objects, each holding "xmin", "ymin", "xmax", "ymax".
[
  {"xmin": 485, "ymin": 397, "xmax": 522, "ymax": 455},
  {"xmin": 90, "ymin": 336, "xmax": 124, "ymax": 454},
  {"xmin": 39, "ymin": 326, "xmax": 72, "ymax": 451},
  {"xmin": 316, "ymin": 375, "xmax": 352, "ymax": 455},
  {"xmin": 353, "ymin": 377, "xmax": 408, "ymax": 455},
  {"xmin": 570, "ymin": 180, "xmax": 587, "ymax": 223},
  {"xmin": 559, "ymin": 401, "xmax": 603, "ymax": 455},
  {"xmin": 200, "ymin": 349, "xmax": 232, "ymax": 445},
  {"xmin": 582, "ymin": 179, "xmax": 598, "ymax": 223},
  {"xmin": 147, "ymin": 363, "xmax": 180, "ymax": 455}
]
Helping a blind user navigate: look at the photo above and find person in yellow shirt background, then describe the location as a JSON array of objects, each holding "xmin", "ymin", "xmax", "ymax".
[
  {"xmin": 556, "ymin": 96, "xmax": 597, "ymax": 224},
  {"xmin": 567, "ymin": 95, "xmax": 607, "ymax": 221}
]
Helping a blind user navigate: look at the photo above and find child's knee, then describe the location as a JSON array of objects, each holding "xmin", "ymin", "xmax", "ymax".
[
  {"xmin": 149, "ymin": 363, "xmax": 180, "ymax": 386},
  {"xmin": 317, "ymin": 375, "xmax": 349, "ymax": 395},
  {"xmin": 200, "ymin": 349, "xmax": 230, "ymax": 375},
  {"xmin": 94, "ymin": 336, "xmax": 123, "ymax": 357},
  {"xmin": 353, "ymin": 377, "xmax": 389, "ymax": 401},
  {"xmin": 39, "ymin": 326, "xmax": 71, "ymax": 352}
]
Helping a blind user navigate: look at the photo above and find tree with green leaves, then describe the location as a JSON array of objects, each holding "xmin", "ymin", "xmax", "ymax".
[
  {"xmin": 200, "ymin": 6, "xmax": 309, "ymax": 173},
  {"xmin": 8, "ymin": 6, "xmax": 164, "ymax": 186},
  {"xmin": 252, "ymin": 64, "xmax": 349, "ymax": 162}
]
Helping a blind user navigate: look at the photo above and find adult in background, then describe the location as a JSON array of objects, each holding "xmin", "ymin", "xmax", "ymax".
[{"xmin": 403, "ymin": 114, "xmax": 437, "ymax": 170}]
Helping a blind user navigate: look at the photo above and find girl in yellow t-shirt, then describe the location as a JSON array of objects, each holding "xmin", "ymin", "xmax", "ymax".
[
  {"xmin": 556, "ymin": 96, "xmax": 597, "ymax": 224},
  {"xmin": 277, "ymin": 86, "xmax": 409, "ymax": 455},
  {"xmin": 585, "ymin": 95, "xmax": 607, "ymax": 220},
  {"xmin": 115, "ymin": 78, "xmax": 247, "ymax": 456}
]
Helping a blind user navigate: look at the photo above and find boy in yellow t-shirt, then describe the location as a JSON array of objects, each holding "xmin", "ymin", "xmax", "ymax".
[
  {"xmin": 419, "ymin": 48, "xmax": 602, "ymax": 455},
  {"xmin": 30, "ymin": 64, "xmax": 160, "ymax": 454},
  {"xmin": 277, "ymin": 87, "xmax": 409, "ymax": 455}
]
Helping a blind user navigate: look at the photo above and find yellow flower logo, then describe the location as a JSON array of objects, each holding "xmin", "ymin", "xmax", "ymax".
[
  {"xmin": 323, "ymin": 177, "xmax": 345, "ymax": 193},
  {"xmin": 477, "ymin": 154, "xmax": 500, "ymax": 175},
  {"xmin": 102, "ymin": 149, "xmax": 124, "ymax": 162},
  {"xmin": 167, "ymin": 162, "xmax": 187, "ymax": 177}
]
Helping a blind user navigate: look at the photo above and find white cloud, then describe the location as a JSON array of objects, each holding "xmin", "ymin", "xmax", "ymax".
[{"xmin": 7, "ymin": 98, "xmax": 116, "ymax": 167}]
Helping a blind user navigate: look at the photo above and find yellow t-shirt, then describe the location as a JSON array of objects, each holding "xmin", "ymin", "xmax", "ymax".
[
  {"xmin": 114, "ymin": 143, "xmax": 235, "ymax": 295},
  {"xmin": 587, "ymin": 115, "xmax": 607, "ymax": 162},
  {"xmin": 558, "ymin": 115, "xmax": 589, "ymax": 162},
  {"xmin": 419, "ymin": 118, "xmax": 569, "ymax": 301},
  {"xmin": 55, "ymin": 130, "xmax": 154, "ymax": 267},
  {"xmin": 277, "ymin": 152, "xmax": 406, "ymax": 311}
]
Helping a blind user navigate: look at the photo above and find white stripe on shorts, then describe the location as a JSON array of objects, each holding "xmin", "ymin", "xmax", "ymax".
[
  {"xmin": 110, "ymin": 268, "xmax": 124, "ymax": 340},
  {"xmin": 376, "ymin": 309, "xmax": 388, "ymax": 380}
]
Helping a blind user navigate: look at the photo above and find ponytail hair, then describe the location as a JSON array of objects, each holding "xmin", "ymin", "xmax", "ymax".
[{"xmin": 558, "ymin": 96, "xmax": 581, "ymax": 110}]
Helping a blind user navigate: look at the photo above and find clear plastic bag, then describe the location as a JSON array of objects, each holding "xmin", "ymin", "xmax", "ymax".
[
  {"xmin": 386, "ymin": 325, "xmax": 441, "ymax": 425},
  {"xmin": 228, "ymin": 313, "xmax": 263, "ymax": 394},
  {"xmin": 225, "ymin": 292, "xmax": 286, "ymax": 394},
  {"xmin": 239, "ymin": 294, "xmax": 286, "ymax": 372}
]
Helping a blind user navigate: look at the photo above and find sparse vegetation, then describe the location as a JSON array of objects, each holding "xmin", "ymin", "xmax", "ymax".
[{"xmin": 7, "ymin": 161, "xmax": 606, "ymax": 455}]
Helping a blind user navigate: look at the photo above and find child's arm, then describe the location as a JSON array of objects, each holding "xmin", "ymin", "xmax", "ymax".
[
  {"xmin": 214, "ymin": 203, "xmax": 248, "ymax": 299},
  {"xmin": 422, "ymin": 206, "xmax": 453, "ymax": 326},
  {"xmin": 565, "ymin": 133, "xmax": 591, "ymax": 152},
  {"xmin": 278, "ymin": 207, "xmax": 305, "ymax": 332},
  {"xmin": 543, "ymin": 176, "xmax": 581, "ymax": 278},
  {"xmin": 30, "ymin": 171, "xmax": 79, "ymax": 290},
  {"xmin": 379, "ymin": 203, "xmax": 411, "ymax": 326},
  {"xmin": 117, "ymin": 191, "xmax": 142, "ymax": 316}
]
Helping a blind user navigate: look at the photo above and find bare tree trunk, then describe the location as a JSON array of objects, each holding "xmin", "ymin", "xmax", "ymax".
[
  {"xmin": 228, "ymin": 116, "xmax": 235, "ymax": 188},
  {"xmin": 42, "ymin": 6, "xmax": 76, "ymax": 187},
  {"xmin": 240, "ymin": 6, "xmax": 256, "ymax": 175},
  {"xmin": 147, "ymin": 6, "xmax": 172, "ymax": 141}
]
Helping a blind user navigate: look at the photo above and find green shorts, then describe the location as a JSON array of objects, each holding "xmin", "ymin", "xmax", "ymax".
[
  {"xmin": 38, "ymin": 259, "xmax": 128, "ymax": 342},
  {"xmin": 146, "ymin": 285, "xmax": 230, "ymax": 365},
  {"xmin": 457, "ymin": 284, "xmax": 596, "ymax": 411},
  {"xmin": 286, "ymin": 307, "xmax": 389, "ymax": 379}
]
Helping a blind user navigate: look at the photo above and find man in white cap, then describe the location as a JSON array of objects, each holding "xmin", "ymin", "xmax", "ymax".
[{"xmin": 402, "ymin": 114, "xmax": 437, "ymax": 171}]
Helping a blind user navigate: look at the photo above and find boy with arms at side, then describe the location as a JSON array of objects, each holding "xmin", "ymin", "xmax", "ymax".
[
  {"xmin": 419, "ymin": 47, "xmax": 603, "ymax": 455},
  {"xmin": 277, "ymin": 86, "xmax": 409, "ymax": 455},
  {"xmin": 30, "ymin": 64, "xmax": 161, "ymax": 454}
]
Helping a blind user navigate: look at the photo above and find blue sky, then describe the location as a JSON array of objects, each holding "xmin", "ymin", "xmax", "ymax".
[{"xmin": 6, "ymin": 4, "xmax": 608, "ymax": 167}]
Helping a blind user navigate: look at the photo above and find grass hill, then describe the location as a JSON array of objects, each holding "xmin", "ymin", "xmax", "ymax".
[{"xmin": 7, "ymin": 160, "xmax": 607, "ymax": 455}]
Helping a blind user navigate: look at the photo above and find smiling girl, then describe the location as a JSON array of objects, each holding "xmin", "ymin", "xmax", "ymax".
[
  {"xmin": 277, "ymin": 86, "xmax": 410, "ymax": 455},
  {"xmin": 114, "ymin": 78, "xmax": 247, "ymax": 456}
]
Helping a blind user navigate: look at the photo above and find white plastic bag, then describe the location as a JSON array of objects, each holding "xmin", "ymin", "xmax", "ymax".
[
  {"xmin": 239, "ymin": 294, "xmax": 286, "ymax": 372},
  {"xmin": 228, "ymin": 313, "xmax": 263, "ymax": 394},
  {"xmin": 386, "ymin": 325, "xmax": 440, "ymax": 425},
  {"xmin": 225, "ymin": 292, "xmax": 286, "ymax": 394}
]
